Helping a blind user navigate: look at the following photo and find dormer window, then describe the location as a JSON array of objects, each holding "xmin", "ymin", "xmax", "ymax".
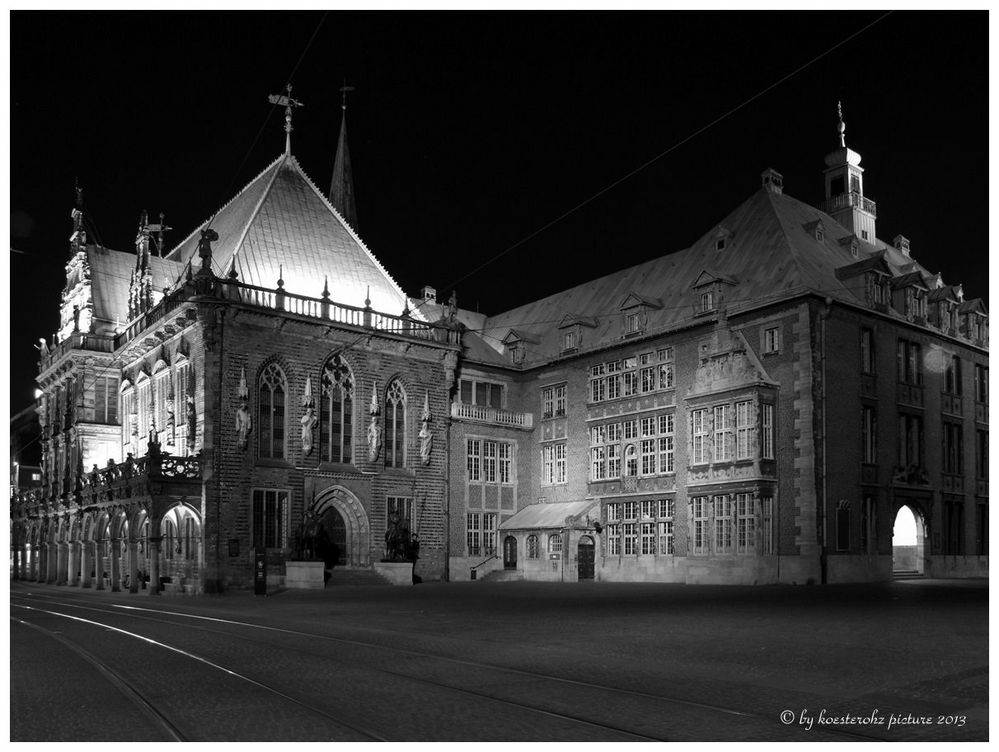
[
  {"xmin": 839, "ymin": 234, "xmax": 860, "ymax": 258},
  {"xmin": 562, "ymin": 330, "xmax": 578, "ymax": 352},
  {"xmin": 618, "ymin": 293, "xmax": 660, "ymax": 338},
  {"xmin": 700, "ymin": 291, "xmax": 715, "ymax": 312},
  {"xmin": 803, "ymin": 220, "xmax": 826, "ymax": 243},
  {"xmin": 715, "ymin": 237, "xmax": 726, "ymax": 251}
]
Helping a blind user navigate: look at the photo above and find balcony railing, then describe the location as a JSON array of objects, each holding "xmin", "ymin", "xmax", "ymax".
[
  {"xmin": 824, "ymin": 191, "xmax": 877, "ymax": 217},
  {"xmin": 450, "ymin": 402, "xmax": 534, "ymax": 429},
  {"xmin": 38, "ymin": 331, "xmax": 115, "ymax": 372}
]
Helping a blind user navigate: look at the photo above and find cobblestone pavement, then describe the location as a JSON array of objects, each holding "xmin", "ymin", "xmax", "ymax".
[{"xmin": 9, "ymin": 577, "xmax": 987, "ymax": 741}]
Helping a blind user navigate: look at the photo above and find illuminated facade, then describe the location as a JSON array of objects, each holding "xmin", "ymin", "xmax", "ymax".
[{"xmin": 10, "ymin": 111, "xmax": 988, "ymax": 591}]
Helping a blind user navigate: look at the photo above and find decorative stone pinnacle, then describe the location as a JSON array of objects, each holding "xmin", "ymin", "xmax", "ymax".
[
  {"xmin": 321, "ymin": 275, "xmax": 330, "ymax": 300},
  {"xmin": 277, "ymin": 264, "xmax": 284, "ymax": 289}
]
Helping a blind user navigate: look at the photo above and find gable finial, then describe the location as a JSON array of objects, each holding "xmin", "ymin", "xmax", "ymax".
[
  {"xmin": 836, "ymin": 100, "xmax": 846, "ymax": 148},
  {"xmin": 340, "ymin": 78, "xmax": 355, "ymax": 112},
  {"xmin": 268, "ymin": 83, "xmax": 305, "ymax": 155}
]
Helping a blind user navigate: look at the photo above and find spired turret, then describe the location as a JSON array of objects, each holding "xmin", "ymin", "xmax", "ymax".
[{"xmin": 822, "ymin": 102, "xmax": 877, "ymax": 243}]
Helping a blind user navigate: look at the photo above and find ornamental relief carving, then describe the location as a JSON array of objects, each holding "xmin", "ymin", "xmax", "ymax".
[{"xmin": 689, "ymin": 349, "xmax": 760, "ymax": 395}]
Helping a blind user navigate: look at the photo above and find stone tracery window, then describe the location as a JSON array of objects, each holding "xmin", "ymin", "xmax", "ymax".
[
  {"xmin": 321, "ymin": 355, "xmax": 353, "ymax": 463},
  {"xmin": 385, "ymin": 379, "xmax": 407, "ymax": 468},
  {"xmin": 258, "ymin": 363, "xmax": 287, "ymax": 459}
]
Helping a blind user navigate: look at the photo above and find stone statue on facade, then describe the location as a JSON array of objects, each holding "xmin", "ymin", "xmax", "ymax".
[
  {"xmin": 300, "ymin": 376, "xmax": 317, "ymax": 456},
  {"xmin": 383, "ymin": 511, "xmax": 417, "ymax": 561},
  {"xmin": 235, "ymin": 366, "xmax": 251, "ymax": 449},
  {"xmin": 197, "ymin": 227, "xmax": 219, "ymax": 275},
  {"xmin": 418, "ymin": 391, "xmax": 433, "ymax": 466},
  {"xmin": 367, "ymin": 384, "xmax": 381, "ymax": 462},
  {"xmin": 36, "ymin": 337, "xmax": 49, "ymax": 357},
  {"xmin": 186, "ymin": 394, "xmax": 197, "ymax": 454}
]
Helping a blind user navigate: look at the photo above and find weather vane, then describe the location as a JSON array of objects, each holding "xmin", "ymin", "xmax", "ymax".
[
  {"xmin": 340, "ymin": 78, "xmax": 355, "ymax": 111},
  {"xmin": 268, "ymin": 83, "xmax": 305, "ymax": 153}
]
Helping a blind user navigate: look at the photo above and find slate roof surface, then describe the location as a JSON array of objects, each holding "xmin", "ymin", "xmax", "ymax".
[
  {"xmin": 86, "ymin": 246, "xmax": 184, "ymax": 326},
  {"xmin": 472, "ymin": 187, "xmax": 943, "ymax": 367},
  {"xmin": 164, "ymin": 153, "xmax": 409, "ymax": 317},
  {"xmin": 498, "ymin": 500, "xmax": 599, "ymax": 531}
]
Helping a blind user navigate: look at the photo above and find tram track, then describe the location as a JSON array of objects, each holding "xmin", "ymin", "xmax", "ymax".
[{"xmin": 11, "ymin": 591, "xmax": 889, "ymax": 742}]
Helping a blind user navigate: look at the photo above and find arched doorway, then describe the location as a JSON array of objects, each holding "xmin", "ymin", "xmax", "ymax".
[
  {"xmin": 503, "ymin": 536, "xmax": 517, "ymax": 569},
  {"xmin": 578, "ymin": 535, "xmax": 595, "ymax": 580},
  {"xmin": 310, "ymin": 486, "xmax": 370, "ymax": 568},
  {"xmin": 318, "ymin": 507, "xmax": 348, "ymax": 567},
  {"xmin": 892, "ymin": 504, "xmax": 925, "ymax": 575}
]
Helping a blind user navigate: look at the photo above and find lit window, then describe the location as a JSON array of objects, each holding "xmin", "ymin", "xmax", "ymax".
[
  {"xmin": 258, "ymin": 363, "xmax": 287, "ymax": 460},
  {"xmin": 713, "ymin": 404, "xmax": 732, "ymax": 462},
  {"xmin": 625, "ymin": 312, "xmax": 642, "ymax": 334},
  {"xmin": 321, "ymin": 354, "xmax": 353, "ymax": 463},
  {"xmin": 735, "ymin": 401, "xmax": 754, "ymax": 460},
  {"xmin": 700, "ymin": 291, "xmax": 715, "ymax": 312},
  {"xmin": 763, "ymin": 327, "xmax": 780, "ymax": 354},
  {"xmin": 252, "ymin": 489, "xmax": 289, "ymax": 549},
  {"xmin": 562, "ymin": 330, "xmax": 578, "ymax": 352},
  {"xmin": 691, "ymin": 409, "xmax": 709, "ymax": 464},
  {"xmin": 548, "ymin": 533, "xmax": 562, "ymax": 554},
  {"xmin": 384, "ymin": 380, "xmax": 407, "ymax": 468},
  {"xmin": 736, "ymin": 493, "xmax": 755, "ymax": 554},
  {"xmin": 691, "ymin": 497, "xmax": 708, "ymax": 555},
  {"xmin": 762, "ymin": 403, "xmax": 774, "ymax": 460},
  {"xmin": 715, "ymin": 495, "xmax": 732, "ymax": 553},
  {"xmin": 527, "ymin": 534, "xmax": 540, "ymax": 559}
]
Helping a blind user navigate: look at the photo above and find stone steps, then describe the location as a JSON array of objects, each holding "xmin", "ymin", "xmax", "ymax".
[{"xmin": 478, "ymin": 569, "xmax": 523, "ymax": 583}]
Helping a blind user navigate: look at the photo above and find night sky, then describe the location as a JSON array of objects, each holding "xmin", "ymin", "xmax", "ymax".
[{"xmin": 9, "ymin": 10, "xmax": 988, "ymax": 419}]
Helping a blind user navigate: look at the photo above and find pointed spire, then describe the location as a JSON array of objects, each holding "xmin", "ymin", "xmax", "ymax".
[
  {"xmin": 836, "ymin": 100, "xmax": 846, "ymax": 148},
  {"xmin": 329, "ymin": 80, "xmax": 359, "ymax": 229},
  {"xmin": 268, "ymin": 84, "xmax": 304, "ymax": 155}
]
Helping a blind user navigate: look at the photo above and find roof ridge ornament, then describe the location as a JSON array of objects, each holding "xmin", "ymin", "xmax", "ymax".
[
  {"xmin": 268, "ymin": 83, "xmax": 304, "ymax": 155},
  {"xmin": 836, "ymin": 100, "xmax": 846, "ymax": 148}
]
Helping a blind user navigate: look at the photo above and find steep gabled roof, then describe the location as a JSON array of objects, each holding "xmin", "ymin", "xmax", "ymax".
[
  {"xmin": 165, "ymin": 153, "xmax": 408, "ymax": 316},
  {"xmin": 472, "ymin": 186, "xmax": 940, "ymax": 367}
]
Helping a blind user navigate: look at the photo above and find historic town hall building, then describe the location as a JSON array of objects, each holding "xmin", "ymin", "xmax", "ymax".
[{"xmin": 10, "ymin": 104, "xmax": 988, "ymax": 592}]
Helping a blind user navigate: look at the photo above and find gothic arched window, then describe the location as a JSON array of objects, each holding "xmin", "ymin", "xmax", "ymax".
[
  {"xmin": 258, "ymin": 363, "xmax": 287, "ymax": 459},
  {"xmin": 385, "ymin": 379, "xmax": 407, "ymax": 468},
  {"xmin": 321, "ymin": 355, "xmax": 354, "ymax": 463}
]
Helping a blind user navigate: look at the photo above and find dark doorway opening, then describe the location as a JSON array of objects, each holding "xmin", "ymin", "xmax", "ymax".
[{"xmin": 578, "ymin": 535, "xmax": 595, "ymax": 580}]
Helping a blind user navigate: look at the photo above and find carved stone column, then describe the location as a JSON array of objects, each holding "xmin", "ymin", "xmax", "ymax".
[
  {"xmin": 55, "ymin": 542, "xmax": 67, "ymax": 585},
  {"xmin": 148, "ymin": 536, "xmax": 162, "ymax": 596},
  {"xmin": 110, "ymin": 539, "xmax": 121, "ymax": 592},
  {"xmin": 128, "ymin": 539, "xmax": 140, "ymax": 594},
  {"xmin": 81, "ymin": 541, "xmax": 92, "ymax": 588},
  {"xmin": 67, "ymin": 541, "xmax": 80, "ymax": 586},
  {"xmin": 94, "ymin": 540, "xmax": 105, "ymax": 591}
]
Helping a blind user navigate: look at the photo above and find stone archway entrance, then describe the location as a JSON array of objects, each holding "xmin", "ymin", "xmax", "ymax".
[
  {"xmin": 892, "ymin": 503, "xmax": 926, "ymax": 575},
  {"xmin": 310, "ymin": 486, "xmax": 370, "ymax": 568}
]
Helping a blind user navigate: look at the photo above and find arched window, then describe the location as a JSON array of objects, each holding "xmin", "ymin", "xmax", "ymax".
[
  {"xmin": 527, "ymin": 534, "xmax": 540, "ymax": 559},
  {"xmin": 184, "ymin": 517, "xmax": 195, "ymax": 560},
  {"xmin": 321, "ymin": 355, "xmax": 353, "ymax": 463},
  {"xmin": 163, "ymin": 519, "xmax": 176, "ymax": 560},
  {"xmin": 625, "ymin": 444, "xmax": 638, "ymax": 477},
  {"xmin": 258, "ymin": 363, "xmax": 287, "ymax": 459},
  {"xmin": 385, "ymin": 380, "xmax": 407, "ymax": 468},
  {"xmin": 548, "ymin": 533, "xmax": 562, "ymax": 554}
]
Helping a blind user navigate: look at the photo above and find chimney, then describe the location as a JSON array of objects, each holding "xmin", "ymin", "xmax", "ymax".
[
  {"xmin": 421, "ymin": 285, "xmax": 437, "ymax": 303},
  {"xmin": 761, "ymin": 168, "xmax": 784, "ymax": 195},
  {"xmin": 893, "ymin": 234, "xmax": 911, "ymax": 257}
]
